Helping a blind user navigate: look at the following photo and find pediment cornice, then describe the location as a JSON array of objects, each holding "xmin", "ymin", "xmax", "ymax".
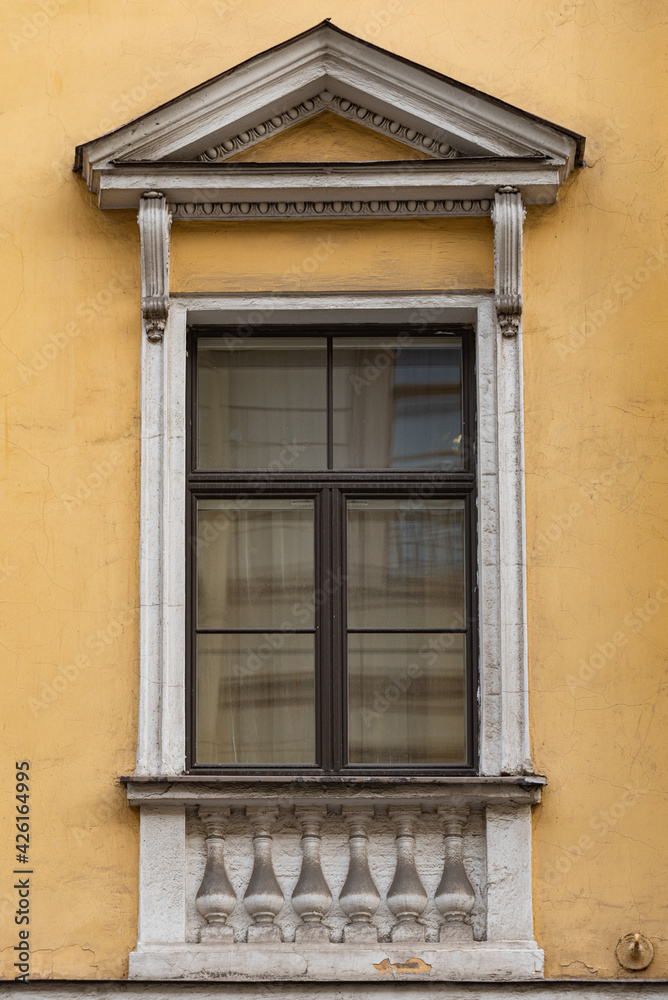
[
  {"xmin": 191, "ymin": 89, "xmax": 463, "ymax": 163},
  {"xmin": 75, "ymin": 20, "xmax": 584, "ymax": 209},
  {"xmin": 74, "ymin": 23, "xmax": 585, "ymax": 343}
]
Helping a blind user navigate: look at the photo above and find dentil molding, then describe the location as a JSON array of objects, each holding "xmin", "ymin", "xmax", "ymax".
[
  {"xmin": 171, "ymin": 196, "xmax": 492, "ymax": 221},
  {"xmin": 195, "ymin": 90, "xmax": 462, "ymax": 162}
]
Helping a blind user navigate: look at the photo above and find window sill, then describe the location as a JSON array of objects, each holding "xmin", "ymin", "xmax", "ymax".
[{"xmin": 122, "ymin": 773, "xmax": 546, "ymax": 808}]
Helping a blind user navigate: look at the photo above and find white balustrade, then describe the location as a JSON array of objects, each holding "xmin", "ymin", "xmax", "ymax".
[
  {"xmin": 128, "ymin": 777, "xmax": 545, "ymax": 980},
  {"xmin": 191, "ymin": 802, "xmax": 479, "ymax": 945},
  {"xmin": 243, "ymin": 807, "xmax": 284, "ymax": 942},
  {"xmin": 387, "ymin": 808, "xmax": 429, "ymax": 941},
  {"xmin": 195, "ymin": 808, "xmax": 236, "ymax": 942},
  {"xmin": 339, "ymin": 808, "xmax": 380, "ymax": 942},
  {"xmin": 435, "ymin": 805, "xmax": 476, "ymax": 940},
  {"xmin": 292, "ymin": 807, "xmax": 332, "ymax": 941}
]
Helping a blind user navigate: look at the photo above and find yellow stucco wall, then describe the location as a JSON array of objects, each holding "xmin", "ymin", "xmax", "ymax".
[
  {"xmin": 171, "ymin": 218, "xmax": 493, "ymax": 293},
  {"xmin": 0, "ymin": 0, "xmax": 666, "ymax": 982}
]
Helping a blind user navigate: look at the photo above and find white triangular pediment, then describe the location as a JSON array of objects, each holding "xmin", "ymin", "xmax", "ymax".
[{"xmin": 76, "ymin": 21, "xmax": 583, "ymax": 209}]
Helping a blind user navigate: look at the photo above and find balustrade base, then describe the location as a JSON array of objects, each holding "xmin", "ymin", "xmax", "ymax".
[
  {"xmin": 199, "ymin": 925, "xmax": 233, "ymax": 943},
  {"xmin": 343, "ymin": 922, "xmax": 378, "ymax": 943},
  {"xmin": 440, "ymin": 922, "xmax": 474, "ymax": 942},
  {"xmin": 247, "ymin": 924, "xmax": 282, "ymax": 943},
  {"xmin": 129, "ymin": 942, "xmax": 544, "ymax": 981},
  {"xmin": 295, "ymin": 923, "xmax": 330, "ymax": 943},
  {"xmin": 391, "ymin": 919, "xmax": 425, "ymax": 942}
]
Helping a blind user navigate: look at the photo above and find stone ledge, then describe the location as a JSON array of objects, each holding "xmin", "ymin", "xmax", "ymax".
[
  {"xmin": 128, "ymin": 942, "xmax": 544, "ymax": 981},
  {"xmin": 123, "ymin": 776, "xmax": 545, "ymax": 809}
]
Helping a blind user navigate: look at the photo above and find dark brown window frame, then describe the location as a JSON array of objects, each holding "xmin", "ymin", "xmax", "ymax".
[{"xmin": 185, "ymin": 324, "xmax": 479, "ymax": 775}]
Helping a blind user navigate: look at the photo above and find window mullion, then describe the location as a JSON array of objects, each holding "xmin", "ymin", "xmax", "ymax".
[
  {"xmin": 316, "ymin": 488, "xmax": 332, "ymax": 771},
  {"xmin": 330, "ymin": 487, "xmax": 345, "ymax": 772}
]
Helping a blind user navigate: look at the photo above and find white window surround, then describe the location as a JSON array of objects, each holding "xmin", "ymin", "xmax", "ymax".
[
  {"xmin": 136, "ymin": 291, "xmax": 529, "ymax": 779},
  {"xmin": 73, "ymin": 22, "xmax": 585, "ymax": 981}
]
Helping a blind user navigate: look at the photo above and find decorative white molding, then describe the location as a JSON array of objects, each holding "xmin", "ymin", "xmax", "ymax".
[
  {"xmin": 136, "ymin": 299, "xmax": 185, "ymax": 777},
  {"xmin": 434, "ymin": 806, "xmax": 475, "ymax": 940},
  {"xmin": 172, "ymin": 196, "xmax": 492, "ymax": 221},
  {"xmin": 340, "ymin": 808, "xmax": 380, "ymax": 942},
  {"xmin": 492, "ymin": 186, "xmax": 525, "ymax": 337},
  {"xmin": 125, "ymin": 776, "xmax": 545, "ymax": 808},
  {"xmin": 127, "ymin": 783, "xmax": 543, "ymax": 980},
  {"xmin": 75, "ymin": 22, "xmax": 584, "ymax": 187},
  {"xmin": 387, "ymin": 809, "xmax": 428, "ymax": 942},
  {"xmin": 195, "ymin": 808, "xmax": 236, "ymax": 941},
  {"xmin": 244, "ymin": 808, "xmax": 284, "ymax": 942},
  {"xmin": 138, "ymin": 192, "xmax": 172, "ymax": 343},
  {"xmin": 292, "ymin": 807, "xmax": 333, "ymax": 942},
  {"xmin": 135, "ymin": 291, "xmax": 532, "ymax": 782},
  {"xmin": 94, "ymin": 160, "xmax": 565, "ymax": 209},
  {"xmin": 195, "ymin": 90, "xmax": 461, "ymax": 162}
]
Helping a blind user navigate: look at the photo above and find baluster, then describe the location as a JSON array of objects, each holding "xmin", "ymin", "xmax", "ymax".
[
  {"xmin": 292, "ymin": 807, "xmax": 332, "ymax": 942},
  {"xmin": 387, "ymin": 808, "xmax": 428, "ymax": 941},
  {"xmin": 340, "ymin": 807, "xmax": 380, "ymax": 942},
  {"xmin": 435, "ymin": 806, "xmax": 475, "ymax": 941},
  {"xmin": 196, "ymin": 808, "xmax": 236, "ymax": 942},
  {"xmin": 244, "ymin": 807, "xmax": 284, "ymax": 942}
]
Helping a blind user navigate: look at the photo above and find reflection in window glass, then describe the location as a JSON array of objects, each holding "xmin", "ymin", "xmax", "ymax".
[
  {"xmin": 348, "ymin": 634, "xmax": 467, "ymax": 764},
  {"xmin": 197, "ymin": 499, "xmax": 315, "ymax": 629},
  {"xmin": 197, "ymin": 633, "xmax": 315, "ymax": 764},
  {"xmin": 333, "ymin": 338, "xmax": 463, "ymax": 469},
  {"xmin": 347, "ymin": 498, "xmax": 466, "ymax": 629},
  {"xmin": 197, "ymin": 338, "xmax": 327, "ymax": 469}
]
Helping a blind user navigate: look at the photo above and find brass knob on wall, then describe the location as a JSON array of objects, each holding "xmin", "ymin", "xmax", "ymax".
[{"xmin": 615, "ymin": 932, "xmax": 654, "ymax": 971}]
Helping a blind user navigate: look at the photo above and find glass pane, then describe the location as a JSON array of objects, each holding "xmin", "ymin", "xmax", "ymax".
[
  {"xmin": 197, "ymin": 499, "xmax": 314, "ymax": 629},
  {"xmin": 196, "ymin": 633, "xmax": 315, "ymax": 764},
  {"xmin": 333, "ymin": 336, "xmax": 463, "ymax": 469},
  {"xmin": 198, "ymin": 337, "xmax": 327, "ymax": 469},
  {"xmin": 348, "ymin": 633, "xmax": 467, "ymax": 764},
  {"xmin": 347, "ymin": 499, "xmax": 465, "ymax": 628}
]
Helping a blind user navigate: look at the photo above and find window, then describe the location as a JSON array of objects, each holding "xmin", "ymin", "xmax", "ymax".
[{"xmin": 187, "ymin": 326, "xmax": 477, "ymax": 774}]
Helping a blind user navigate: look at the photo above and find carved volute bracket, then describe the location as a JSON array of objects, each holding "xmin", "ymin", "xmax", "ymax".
[
  {"xmin": 434, "ymin": 806, "xmax": 475, "ymax": 942},
  {"xmin": 340, "ymin": 808, "xmax": 380, "ymax": 943},
  {"xmin": 138, "ymin": 191, "xmax": 171, "ymax": 343},
  {"xmin": 492, "ymin": 186, "xmax": 525, "ymax": 337},
  {"xmin": 195, "ymin": 807, "xmax": 236, "ymax": 942},
  {"xmin": 387, "ymin": 808, "xmax": 428, "ymax": 941},
  {"xmin": 244, "ymin": 807, "xmax": 284, "ymax": 942},
  {"xmin": 292, "ymin": 807, "xmax": 332, "ymax": 942}
]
